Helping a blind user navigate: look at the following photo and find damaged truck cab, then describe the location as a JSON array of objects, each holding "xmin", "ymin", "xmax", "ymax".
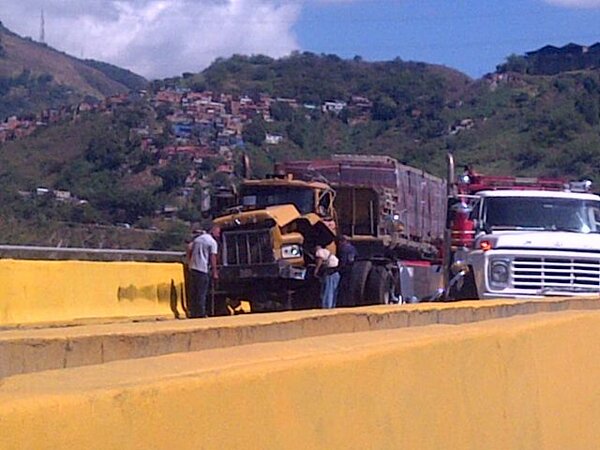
[{"xmin": 213, "ymin": 177, "xmax": 337, "ymax": 311}]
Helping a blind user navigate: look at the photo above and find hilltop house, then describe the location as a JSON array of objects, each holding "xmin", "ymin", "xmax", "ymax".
[{"xmin": 525, "ymin": 42, "xmax": 600, "ymax": 75}]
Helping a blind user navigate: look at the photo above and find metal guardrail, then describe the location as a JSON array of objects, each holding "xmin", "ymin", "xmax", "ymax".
[{"xmin": 0, "ymin": 245, "xmax": 186, "ymax": 263}]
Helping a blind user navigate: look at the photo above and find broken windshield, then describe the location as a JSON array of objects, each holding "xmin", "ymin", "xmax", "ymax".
[
  {"xmin": 241, "ymin": 186, "xmax": 315, "ymax": 214},
  {"xmin": 482, "ymin": 197, "xmax": 600, "ymax": 233}
]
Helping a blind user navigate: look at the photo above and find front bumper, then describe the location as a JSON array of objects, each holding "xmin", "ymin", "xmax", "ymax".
[
  {"xmin": 472, "ymin": 248, "xmax": 600, "ymax": 299},
  {"xmin": 220, "ymin": 261, "xmax": 308, "ymax": 282},
  {"xmin": 481, "ymin": 291, "xmax": 600, "ymax": 299}
]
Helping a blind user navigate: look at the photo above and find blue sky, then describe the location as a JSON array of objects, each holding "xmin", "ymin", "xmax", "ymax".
[
  {"xmin": 3, "ymin": 0, "xmax": 600, "ymax": 79},
  {"xmin": 296, "ymin": 0, "xmax": 600, "ymax": 78}
]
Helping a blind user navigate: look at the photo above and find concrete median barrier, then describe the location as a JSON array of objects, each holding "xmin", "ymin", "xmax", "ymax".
[
  {"xmin": 1, "ymin": 310, "xmax": 599, "ymax": 450},
  {"xmin": 0, "ymin": 259, "xmax": 186, "ymax": 326},
  {"xmin": 1, "ymin": 296, "xmax": 599, "ymax": 378}
]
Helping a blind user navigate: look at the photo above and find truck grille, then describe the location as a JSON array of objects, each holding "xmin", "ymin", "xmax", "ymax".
[
  {"xmin": 222, "ymin": 228, "xmax": 274, "ymax": 266},
  {"xmin": 512, "ymin": 257, "xmax": 600, "ymax": 290}
]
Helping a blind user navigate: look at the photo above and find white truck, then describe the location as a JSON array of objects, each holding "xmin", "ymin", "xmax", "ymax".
[{"xmin": 446, "ymin": 154, "xmax": 600, "ymax": 299}]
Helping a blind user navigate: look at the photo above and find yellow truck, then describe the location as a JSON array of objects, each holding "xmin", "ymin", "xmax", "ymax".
[{"xmin": 213, "ymin": 154, "xmax": 446, "ymax": 312}]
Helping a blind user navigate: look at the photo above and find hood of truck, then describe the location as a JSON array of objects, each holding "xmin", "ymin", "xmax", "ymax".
[
  {"xmin": 214, "ymin": 204, "xmax": 302, "ymax": 229},
  {"xmin": 486, "ymin": 231, "xmax": 600, "ymax": 252}
]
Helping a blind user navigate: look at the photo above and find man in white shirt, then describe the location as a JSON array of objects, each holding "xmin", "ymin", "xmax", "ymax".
[
  {"xmin": 186, "ymin": 226, "xmax": 220, "ymax": 318},
  {"xmin": 314, "ymin": 244, "xmax": 340, "ymax": 309}
]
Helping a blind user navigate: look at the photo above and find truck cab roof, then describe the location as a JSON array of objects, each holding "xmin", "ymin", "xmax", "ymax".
[
  {"xmin": 476, "ymin": 190, "xmax": 600, "ymax": 201},
  {"xmin": 243, "ymin": 178, "xmax": 331, "ymax": 191}
]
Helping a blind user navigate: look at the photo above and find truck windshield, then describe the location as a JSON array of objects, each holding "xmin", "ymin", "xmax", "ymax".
[
  {"xmin": 483, "ymin": 197, "xmax": 600, "ymax": 233},
  {"xmin": 241, "ymin": 186, "xmax": 315, "ymax": 214}
]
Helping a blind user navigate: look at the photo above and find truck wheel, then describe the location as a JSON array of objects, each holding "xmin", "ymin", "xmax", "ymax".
[
  {"xmin": 348, "ymin": 261, "xmax": 372, "ymax": 306},
  {"xmin": 212, "ymin": 294, "xmax": 229, "ymax": 316},
  {"xmin": 365, "ymin": 266, "xmax": 394, "ymax": 305}
]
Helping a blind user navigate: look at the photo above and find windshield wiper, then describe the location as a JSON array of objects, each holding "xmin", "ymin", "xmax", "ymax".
[{"xmin": 543, "ymin": 226, "xmax": 584, "ymax": 233}]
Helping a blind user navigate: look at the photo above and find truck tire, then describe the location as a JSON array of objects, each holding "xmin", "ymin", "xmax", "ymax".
[
  {"xmin": 348, "ymin": 260, "xmax": 372, "ymax": 306},
  {"xmin": 365, "ymin": 266, "xmax": 394, "ymax": 305},
  {"xmin": 212, "ymin": 293, "xmax": 229, "ymax": 316}
]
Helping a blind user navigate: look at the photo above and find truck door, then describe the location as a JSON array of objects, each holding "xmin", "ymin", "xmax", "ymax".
[{"xmin": 318, "ymin": 189, "xmax": 337, "ymax": 235}]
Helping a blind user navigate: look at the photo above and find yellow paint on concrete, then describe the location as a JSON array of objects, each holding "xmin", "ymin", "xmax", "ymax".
[
  {"xmin": 1, "ymin": 296, "xmax": 599, "ymax": 377},
  {"xmin": 1, "ymin": 310, "xmax": 599, "ymax": 449},
  {"xmin": 0, "ymin": 259, "xmax": 186, "ymax": 326}
]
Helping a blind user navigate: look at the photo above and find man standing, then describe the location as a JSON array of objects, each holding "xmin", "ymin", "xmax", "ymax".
[
  {"xmin": 338, "ymin": 235, "xmax": 358, "ymax": 268},
  {"xmin": 337, "ymin": 235, "xmax": 358, "ymax": 306},
  {"xmin": 187, "ymin": 226, "xmax": 220, "ymax": 318},
  {"xmin": 314, "ymin": 244, "xmax": 340, "ymax": 309}
]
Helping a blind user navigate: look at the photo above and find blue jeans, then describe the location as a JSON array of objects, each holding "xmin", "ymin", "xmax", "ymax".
[
  {"xmin": 189, "ymin": 269, "xmax": 210, "ymax": 318},
  {"xmin": 321, "ymin": 271, "xmax": 340, "ymax": 309}
]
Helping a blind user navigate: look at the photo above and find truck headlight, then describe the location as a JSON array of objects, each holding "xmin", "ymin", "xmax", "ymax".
[
  {"xmin": 281, "ymin": 244, "xmax": 302, "ymax": 259},
  {"xmin": 489, "ymin": 260, "xmax": 510, "ymax": 287}
]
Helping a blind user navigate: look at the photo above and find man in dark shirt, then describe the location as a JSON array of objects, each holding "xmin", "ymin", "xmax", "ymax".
[
  {"xmin": 338, "ymin": 235, "xmax": 358, "ymax": 268},
  {"xmin": 337, "ymin": 236, "xmax": 358, "ymax": 306}
]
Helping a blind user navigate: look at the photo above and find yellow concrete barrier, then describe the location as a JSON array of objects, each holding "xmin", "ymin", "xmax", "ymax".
[
  {"xmin": 2, "ymin": 296, "xmax": 600, "ymax": 377},
  {"xmin": 2, "ymin": 296, "xmax": 599, "ymax": 378},
  {"xmin": 1, "ymin": 310, "xmax": 599, "ymax": 449},
  {"xmin": 0, "ymin": 259, "xmax": 186, "ymax": 326}
]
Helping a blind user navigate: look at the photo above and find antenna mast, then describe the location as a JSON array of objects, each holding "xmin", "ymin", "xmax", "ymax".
[{"xmin": 40, "ymin": 9, "xmax": 46, "ymax": 43}]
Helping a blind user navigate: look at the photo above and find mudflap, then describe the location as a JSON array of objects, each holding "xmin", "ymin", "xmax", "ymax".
[
  {"xmin": 397, "ymin": 262, "xmax": 444, "ymax": 303},
  {"xmin": 348, "ymin": 260, "xmax": 372, "ymax": 306}
]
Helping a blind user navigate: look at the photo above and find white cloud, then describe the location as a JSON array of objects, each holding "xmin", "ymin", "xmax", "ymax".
[
  {"xmin": 544, "ymin": 0, "xmax": 600, "ymax": 8},
  {"xmin": 1, "ymin": 0, "xmax": 303, "ymax": 79}
]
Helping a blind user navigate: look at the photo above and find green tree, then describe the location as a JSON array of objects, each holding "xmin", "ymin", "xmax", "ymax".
[
  {"xmin": 270, "ymin": 102, "xmax": 294, "ymax": 122},
  {"xmin": 243, "ymin": 116, "xmax": 267, "ymax": 146},
  {"xmin": 151, "ymin": 222, "xmax": 189, "ymax": 251},
  {"xmin": 286, "ymin": 120, "xmax": 306, "ymax": 148},
  {"xmin": 497, "ymin": 54, "xmax": 530, "ymax": 74},
  {"xmin": 70, "ymin": 203, "xmax": 101, "ymax": 224},
  {"xmin": 153, "ymin": 159, "xmax": 191, "ymax": 193},
  {"xmin": 85, "ymin": 135, "xmax": 127, "ymax": 171},
  {"xmin": 155, "ymin": 103, "xmax": 173, "ymax": 121},
  {"xmin": 576, "ymin": 96, "xmax": 599, "ymax": 126},
  {"xmin": 372, "ymin": 96, "xmax": 397, "ymax": 121}
]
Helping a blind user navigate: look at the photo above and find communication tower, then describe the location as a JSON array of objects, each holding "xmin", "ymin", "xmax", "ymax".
[{"xmin": 40, "ymin": 9, "xmax": 46, "ymax": 44}]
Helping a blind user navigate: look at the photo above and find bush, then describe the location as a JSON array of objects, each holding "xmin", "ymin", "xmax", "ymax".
[{"xmin": 151, "ymin": 222, "xmax": 189, "ymax": 251}]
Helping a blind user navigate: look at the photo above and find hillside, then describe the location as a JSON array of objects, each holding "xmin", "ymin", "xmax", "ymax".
[
  {"xmin": 168, "ymin": 53, "xmax": 600, "ymax": 182},
  {"xmin": 171, "ymin": 53, "xmax": 471, "ymax": 103},
  {"xmin": 2, "ymin": 51, "xmax": 600, "ymax": 249},
  {"xmin": 0, "ymin": 22, "xmax": 146, "ymax": 120},
  {"xmin": 445, "ymin": 70, "xmax": 600, "ymax": 182},
  {"xmin": 164, "ymin": 53, "xmax": 474, "ymax": 175}
]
